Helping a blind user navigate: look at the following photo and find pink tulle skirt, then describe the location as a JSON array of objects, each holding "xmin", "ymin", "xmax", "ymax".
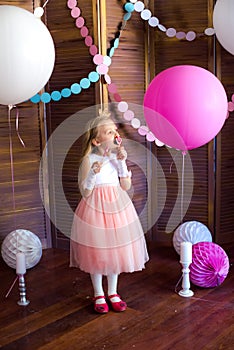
[{"xmin": 70, "ymin": 184, "xmax": 149, "ymax": 275}]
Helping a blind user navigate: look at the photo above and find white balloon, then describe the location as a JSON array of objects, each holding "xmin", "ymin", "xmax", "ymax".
[
  {"xmin": 213, "ymin": 0, "xmax": 234, "ymax": 55},
  {"xmin": 0, "ymin": 5, "xmax": 55, "ymax": 105}
]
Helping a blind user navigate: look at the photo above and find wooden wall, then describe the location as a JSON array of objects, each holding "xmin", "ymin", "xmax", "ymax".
[
  {"xmin": 1, "ymin": 0, "xmax": 234, "ymax": 250},
  {"xmin": 148, "ymin": 0, "xmax": 234, "ymax": 244},
  {"xmin": 0, "ymin": 0, "xmax": 49, "ymax": 248}
]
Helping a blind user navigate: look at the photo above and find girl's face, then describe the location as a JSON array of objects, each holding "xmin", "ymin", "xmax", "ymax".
[{"xmin": 93, "ymin": 121, "xmax": 120, "ymax": 150}]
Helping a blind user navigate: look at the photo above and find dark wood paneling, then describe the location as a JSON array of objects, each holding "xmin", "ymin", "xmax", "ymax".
[
  {"xmin": 107, "ymin": 2, "xmax": 148, "ymax": 232},
  {"xmin": 149, "ymin": 0, "xmax": 217, "ymax": 243},
  {"xmin": 217, "ymin": 44, "xmax": 234, "ymax": 244},
  {"xmin": 0, "ymin": 1, "xmax": 48, "ymax": 247},
  {"xmin": 45, "ymin": 0, "xmax": 96, "ymax": 248}
]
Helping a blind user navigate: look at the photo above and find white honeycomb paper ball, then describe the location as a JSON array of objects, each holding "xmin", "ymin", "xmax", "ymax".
[
  {"xmin": 173, "ymin": 221, "xmax": 212, "ymax": 255},
  {"xmin": 1, "ymin": 229, "xmax": 42, "ymax": 269}
]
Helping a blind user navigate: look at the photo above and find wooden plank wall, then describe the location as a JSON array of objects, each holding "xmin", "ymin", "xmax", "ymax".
[
  {"xmin": 0, "ymin": 0, "xmax": 49, "ymax": 247},
  {"xmin": 147, "ymin": 0, "xmax": 234, "ymax": 244},
  {"xmin": 1, "ymin": 0, "xmax": 234, "ymax": 249}
]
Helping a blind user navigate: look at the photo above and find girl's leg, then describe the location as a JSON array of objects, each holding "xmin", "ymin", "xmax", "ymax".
[
  {"xmin": 107, "ymin": 273, "xmax": 127, "ymax": 311},
  {"xmin": 107, "ymin": 273, "xmax": 120, "ymax": 302},
  {"xmin": 90, "ymin": 273, "xmax": 108, "ymax": 313},
  {"xmin": 90, "ymin": 273, "xmax": 105, "ymax": 304}
]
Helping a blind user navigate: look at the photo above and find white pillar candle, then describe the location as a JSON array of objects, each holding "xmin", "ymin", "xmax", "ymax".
[
  {"xmin": 16, "ymin": 252, "xmax": 26, "ymax": 275},
  {"xmin": 180, "ymin": 242, "xmax": 192, "ymax": 264}
]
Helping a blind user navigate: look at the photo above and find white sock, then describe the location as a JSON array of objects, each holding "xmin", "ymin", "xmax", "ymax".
[
  {"xmin": 90, "ymin": 274, "xmax": 105, "ymax": 304},
  {"xmin": 107, "ymin": 274, "xmax": 121, "ymax": 302}
]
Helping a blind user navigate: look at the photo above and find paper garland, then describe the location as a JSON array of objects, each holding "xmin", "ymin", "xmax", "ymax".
[
  {"xmin": 126, "ymin": 0, "xmax": 215, "ymax": 41},
  {"xmin": 31, "ymin": 0, "xmax": 231, "ymax": 121}
]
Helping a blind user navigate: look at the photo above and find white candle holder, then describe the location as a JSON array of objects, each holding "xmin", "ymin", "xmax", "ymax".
[
  {"xmin": 5, "ymin": 252, "xmax": 30, "ymax": 306},
  {"xmin": 178, "ymin": 241, "xmax": 194, "ymax": 297},
  {"xmin": 178, "ymin": 261, "xmax": 194, "ymax": 297}
]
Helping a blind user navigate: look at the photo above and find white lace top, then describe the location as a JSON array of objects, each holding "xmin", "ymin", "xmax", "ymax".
[{"xmin": 88, "ymin": 153, "xmax": 119, "ymax": 186}]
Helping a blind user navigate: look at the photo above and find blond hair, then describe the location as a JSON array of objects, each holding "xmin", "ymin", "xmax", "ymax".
[{"xmin": 81, "ymin": 112, "xmax": 113, "ymax": 159}]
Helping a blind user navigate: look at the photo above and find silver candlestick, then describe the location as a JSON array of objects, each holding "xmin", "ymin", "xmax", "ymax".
[{"xmin": 17, "ymin": 274, "xmax": 30, "ymax": 306}]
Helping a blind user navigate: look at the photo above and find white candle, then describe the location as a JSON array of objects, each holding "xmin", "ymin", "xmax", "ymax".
[
  {"xmin": 16, "ymin": 252, "xmax": 26, "ymax": 275},
  {"xmin": 180, "ymin": 242, "xmax": 192, "ymax": 264}
]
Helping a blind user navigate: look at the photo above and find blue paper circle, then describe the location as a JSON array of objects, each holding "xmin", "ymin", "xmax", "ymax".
[
  {"xmin": 88, "ymin": 71, "xmax": 100, "ymax": 82},
  {"xmin": 51, "ymin": 91, "xmax": 62, "ymax": 101},
  {"xmin": 41, "ymin": 92, "xmax": 51, "ymax": 103},
  {"xmin": 71, "ymin": 83, "xmax": 81, "ymax": 94},
  {"xmin": 124, "ymin": 12, "xmax": 132, "ymax": 21},
  {"xmin": 30, "ymin": 94, "xmax": 41, "ymax": 103},
  {"xmin": 109, "ymin": 47, "xmax": 115, "ymax": 57},
  {"xmin": 114, "ymin": 38, "xmax": 119, "ymax": 49},
  {"xmin": 124, "ymin": 3, "xmax": 134, "ymax": 12},
  {"xmin": 61, "ymin": 88, "xmax": 71, "ymax": 98},
  {"xmin": 80, "ymin": 78, "xmax": 91, "ymax": 89}
]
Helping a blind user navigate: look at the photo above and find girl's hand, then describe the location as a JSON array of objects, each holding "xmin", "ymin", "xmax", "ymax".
[
  {"xmin": 116, "ymin": 146, "xmax": 127, "ymax": 161},
  {"xmin": 91, "ymin": 161, "xmax": 102, "ymax": 174}
]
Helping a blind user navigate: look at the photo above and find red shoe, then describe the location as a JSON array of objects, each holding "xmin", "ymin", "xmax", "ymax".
[
  {"xmin": 93, "ymin": 296, "xmax": 109, "ymax": 314},
  {"xmin": 108, "ymin": 294, "xmax": 127, "ymax": 312}
]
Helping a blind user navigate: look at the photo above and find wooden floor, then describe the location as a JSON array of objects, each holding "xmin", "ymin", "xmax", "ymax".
[{"xmin": 0, "ymin": 242, "xmax": 233, "ymax": 350}]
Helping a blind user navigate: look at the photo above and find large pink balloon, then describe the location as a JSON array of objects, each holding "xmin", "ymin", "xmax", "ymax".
[{"xmin": 143, "ymin": 65, "xmax": 228, "ymax": 150}]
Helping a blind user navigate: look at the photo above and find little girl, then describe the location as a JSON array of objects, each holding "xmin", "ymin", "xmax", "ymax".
[{"xmin": 70, "ymin": 112, "xmax": 149, "ymax": 313}]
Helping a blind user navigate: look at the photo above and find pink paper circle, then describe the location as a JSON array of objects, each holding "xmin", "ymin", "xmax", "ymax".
[
  {"xmin": 113, "ymin": 93, "xmax": 122, "ymax": 102},
  {"xmin": 67, "ymin": 0, "xmax": 77, "ymax": 9},
  {"xmin": 186, "ymin": 31, "xmax": 196, "ymax": 41},
  {"xmin": 80, "ymin": 26, "xmax": 88, "ymax": 37},
  {"xmin": 146, "ymin": 132, "xmax": 156, "ymax": 142},
  {"xmin": 85, "ymin": 36, "xmax": 93, "ymax": 47},
  {"xmin": 104, "ymin": 74, "xmax": 111, "ymax": 84},
  {"xmin": 176, "ymin": 31, "xmax": 186, "ymax": 39},
  {"xmin": 118, "ymin": 101, "xmax": 128, "ymax": 112},
  {"xmin": 228, "ymin": 101, "xmax": 234, "ymax": 112},
  {"xmin": 131, "ymin": 118, "xmax": 141, "ymax": 129},
  {"xmin": 138, "ymin": 125, "xmax": 149, "ymax": 136},
  {"xmin": 158, "ymin": 24, "xmax": 166, "ymax": 32},
  {"xmin": 148, "ymin": 16, "xmax": 159, "ymax": 27},
  {"xmin": 166, "ymin": 28, "xmax": 176, "ymax": 38},
  {"xmin": 93, "ymin": 54, "xmax": 103, "ymax": 65},
  {"xmin": 108, "ymin": 83, "xmax": 117, "ymax": 93},
  {"xmin": 155, "ymin": 139, "xmax": 164, "ymax": 147},
  {"xmin": 89, "ymin": 45, "xmax": 98, "ymax": 56},
  {"xmin": 76, "ymin": 16, "xmax": 85, "ymax": 28},
  {"xmin": 71, "ymin": 7, "xmax": 80, "ymax": 18},
  {"xmin": 97, "ymin": 64, "xmax": 109, "ymax": 75},
  {"xmin": 123, "ymin": 109, "xmax": 134, "ymax": 121}
]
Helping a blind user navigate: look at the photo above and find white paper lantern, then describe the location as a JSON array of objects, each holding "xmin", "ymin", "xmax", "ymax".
[
  {"xmin": 173, "ymin": 221, "xmax": 212, "ymax": 254},
  {"xmin": 1, "ymin": 229, "xmax": 42, "ymax": 270}
]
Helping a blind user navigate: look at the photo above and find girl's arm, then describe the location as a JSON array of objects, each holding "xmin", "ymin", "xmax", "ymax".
[
  {"xmin": 117, "ymin": 147, "xmax": 132, "ymax": 191},
  {"xmin": 78, "ymin": 156, "xmax": 101, "ymax": 197},
  {"xmin": 119, "ymin": 174, "xmax": 131, "ymax": 191}
]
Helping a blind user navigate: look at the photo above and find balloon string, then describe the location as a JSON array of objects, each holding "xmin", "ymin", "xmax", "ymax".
[
  {"xmin": 8, "ymin": 105, "xmax": 17, "ymax": 229},
  {"xmin": 5, "ymin": 276, "xmax": 19, "ymax": 298},
  {"xmin": 180, "ymin": 151, "xmax": 186, "ymax": 223},
  {"xmin": 169, "ymin": 152, "xmax": 179, "ymax": 173},
  {"xmin": 14, "ymin": 105, "xmax": 26, "ymax": 148},
  {"xmin": 43, "ymin": 0, "xmax": 50, "ymax": 8},
  {"xmin": 97, "ymin": 0, "xmax": 103, "ymax": 110}
]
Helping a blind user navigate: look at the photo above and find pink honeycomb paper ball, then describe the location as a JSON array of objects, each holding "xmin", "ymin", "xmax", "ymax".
[{"xmin": 190, "ymin": 242, "xmax": 229, "ymax": 288}]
